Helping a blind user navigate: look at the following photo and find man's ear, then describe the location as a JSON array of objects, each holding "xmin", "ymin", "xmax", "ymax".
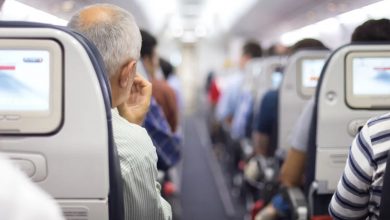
[{"xmin": 119, "ymin": 60, "xmax": 137, "ymax": 88}]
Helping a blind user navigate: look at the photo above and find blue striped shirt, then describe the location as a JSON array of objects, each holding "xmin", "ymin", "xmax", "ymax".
[{"xmin": 329, "ymin": 113, "xmax": 390, "ymax": 220}]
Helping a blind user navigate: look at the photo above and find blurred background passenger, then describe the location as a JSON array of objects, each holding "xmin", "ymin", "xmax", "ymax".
[
  {"xmin": 141, "ymin": 30, "xmax": 179, "ymax": 133},
  {"xmin": 255, "ymin": 18, "xmax": 390, "ymax": 220},
  {"xmin": 265, "ymin": 43, "xmax": 289, "ymax": 57},
  {"xmin": 329, "ymin": 18, "xmax": 390, "ymax": 220},
  {"xmin": 160, "ymin": 58, "xmax": 185, "ymax": 114},
  {"xmin": 205, "ymin": 71, "xmax": 220, "ymax": 110},
  {"xmin": 139, "ymin": 29, "xmax": 183, "ymax": 220},
  {"xmin": 215, "ymin": 41, "xmax": 262, "ymax": 128},
  {"xmin": 251, "ymin": 38, "xmax": 327, "ymax": 158},
  {"xmin": 136, "ymin": 29, "xmax": 182, "ymax": 172}
]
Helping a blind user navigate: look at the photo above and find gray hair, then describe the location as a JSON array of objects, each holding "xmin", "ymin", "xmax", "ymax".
[{"xmin": 68, "ymin": 4, "xmax": 141, "ymax": 77}]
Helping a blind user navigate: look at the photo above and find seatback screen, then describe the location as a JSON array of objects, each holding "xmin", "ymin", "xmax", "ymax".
[
  {"xmin": 352, "ymin": 57, "xmax": 390, "ymax": 96},
  {"xmin": 301, "ymin": 59, "xmax": 325, "ymax": 88},
  {"xmin": 0, "ymin": 50, "xmax": 50, "ymax": 113}
]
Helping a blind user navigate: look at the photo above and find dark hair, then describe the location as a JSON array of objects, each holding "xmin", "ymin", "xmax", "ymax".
[
  {"xmin": 351, "ymin": 19, "xmax": 390, "ymax": 42},
  {"xmin": 140, "ymin": 29, "xmax": 157, "ymax": 58},
  {"xmin": 160, "ymin": 58, "xmax": 174, "ymax": 79},
  {"xmin": 290, "ymin": 38, "xmax": 328, "ymax": 54},
  {"xmin": 243, "ymin": 41, "xmax": 262, "ymax": 58},
  {"xmin": 266, "ymin": 44, "xmax": 278, "ymax": 56}
]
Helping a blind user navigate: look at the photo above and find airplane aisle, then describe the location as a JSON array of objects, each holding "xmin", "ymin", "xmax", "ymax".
[{"xmin": 180, "ymin": 102, "xmax": 245, "ymax": 220}]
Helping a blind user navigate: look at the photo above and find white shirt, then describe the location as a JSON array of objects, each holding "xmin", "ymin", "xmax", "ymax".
[
  {"xmin": 0, "ymin": 155, "xmax": 64, "ymax": 220},
  {"xmin": 289, "ymin": 98, "xmax": 315, "ymax": 152},
  {"xmin": 215, "ymin": 72, "xmax": 244, "ymax": 122},
  {"xmin": 112, "ymin": 108, "xmax": 172, "ymax": 220}
]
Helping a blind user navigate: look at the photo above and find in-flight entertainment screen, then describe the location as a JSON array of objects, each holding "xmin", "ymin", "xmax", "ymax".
[
  {"xmin": 301, "ymin": 59, "xmax": 325, "ymax": 88},
  {"xmin": 352, "ymin": 57, "xmax": 390, "ymax": 96},
  {"xmin": 0, "ymin": 50, "xmax": 50, "ymax": 113}
]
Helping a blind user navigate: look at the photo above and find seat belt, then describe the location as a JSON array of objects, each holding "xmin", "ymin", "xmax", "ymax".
[{"xmin": 379, "ymin": 150, "xmax": 390, "ymax": 220}]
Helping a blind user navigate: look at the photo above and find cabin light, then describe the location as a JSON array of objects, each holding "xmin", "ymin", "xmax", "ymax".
[
  {"xmin": 280, "ymin": 24, "xmax": 319, "ymax": 46},
  {"xmin": 337, "ymin": 8, "xmax": 366, "ymax": 25},
  {"xmin": 361, "ymin": 0, "xmax": 390, "ymax": 19},
  {"xmin": 1, "ymin": 0, "xmax": 68, "ymax": 25},
  {"xmin": 195, "ymin": 25, "xmax": 207, "ymax": 38},
  {"xmin": 61, "ymin": 0, "xmax": 75, "ymax": 13},
  {"xmin": 172, "ymin": 27, "xmax": 184, "ymax": 38},
  {"xmin": 181, "ymin": 30, "xmax": 197, "ymax": 43},
  {"xmin": 279, "ymin": 0, "xmax": 390, "ymax": 46},
  {"xmin": 315, "ymin": 18, "xmax": 340, "ymax": 33},
  {"xmin": 170, "ymin": 52, "xmax": 182, "ymax": 67},
  {"xmin": 135, "ymin": 0, "xmax": 178, "ymax": 33}
]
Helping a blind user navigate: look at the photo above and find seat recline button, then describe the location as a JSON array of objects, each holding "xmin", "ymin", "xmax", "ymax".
[{"xmin": 12, "ymin": 159, "xmax": 36, "ymax": 177}]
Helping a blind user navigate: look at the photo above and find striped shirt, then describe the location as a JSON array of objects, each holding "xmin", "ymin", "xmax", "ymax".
[
  {"xmin": 112, "ymin": 108, "xmax": 172, "ymax": 220},
  {"xmin": 329, "ymin": 113, "xmax": 390, "ymax": 220}
]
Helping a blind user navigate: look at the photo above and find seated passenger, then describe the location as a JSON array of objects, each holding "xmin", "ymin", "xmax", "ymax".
[
  {"xmin": 68, "ymin": 4, "xmax": 172, "ymax": 219},
  {"xmin": 255, "ymin": 18, "xmax": 390, "ymax": 220},
  {"xmin": 329, "ymin": 18, "xmax": 390, "ymax": 220},
  {"xmin": 138, "ymin": 30, "xmax": 182, "ymax": 171},
  {"xmin": 251, "ymin": 39, "xmax": 327, "ymax": 158},
  {"xmin": 215, "ymin": 41, "xmax": 262, "ymax": 128},
  {"xmin": 160, "ymin": 58, "xmax": 185, "ymax": 114},
  {"xmin": 0, "ymin": 155, "xmax": 64, "ymax": 220},
  {"xmin": 265, "ymin": 43, "xmax": 289, "ymax": 57},
  {"xmin": 140, "ymin": 30, "xmax": 179, "ymax": 133}
]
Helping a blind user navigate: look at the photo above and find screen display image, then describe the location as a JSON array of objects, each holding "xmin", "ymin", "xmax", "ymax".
[
  {"xmin": 0, "ymin": 50, "xmax": 50, "ymax": 112},
  {"xmin": 353, "ymin": 57, "xmax": 390, "ymax": 96},
  {"xmin": 302, "ymin": 59, "xmax": 325, "ymax": 88}
]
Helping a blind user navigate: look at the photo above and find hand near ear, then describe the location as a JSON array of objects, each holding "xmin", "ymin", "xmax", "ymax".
[{"xmin": 118, "ymin": 74, "xmax": 152, "ymax": 125}]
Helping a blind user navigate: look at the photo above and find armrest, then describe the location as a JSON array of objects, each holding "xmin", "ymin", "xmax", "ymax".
[{"xmin": 284, "ymin": 187, "xmax": 308, "ymax": 220}]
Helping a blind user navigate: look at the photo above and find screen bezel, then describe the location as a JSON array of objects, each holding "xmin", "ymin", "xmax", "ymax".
[
  {"xmin": 297, "ymin": 57, "xmax": 325, "ymax": 98},
  {"xmin": 0, "ymin": 39, "xmax": 63, "ymax": 134},
  {"xmin": 346, "ymin": 51, "xmax": 390, "ymax": 109}
]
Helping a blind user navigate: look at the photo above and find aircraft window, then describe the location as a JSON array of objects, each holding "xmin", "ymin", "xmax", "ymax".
[
  {"xmin": 0, "ymin": 39, "xmax": 62, "ymax": 134},
  {"xmin": 297, "ymin": 58, "xmax": 325, "ymax": 98},
  {"xmin": 346, "ymin": 52, "xmax": 390, "ymax": 109}
]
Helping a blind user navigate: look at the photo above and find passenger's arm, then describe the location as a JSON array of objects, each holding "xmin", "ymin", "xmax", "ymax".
[
  {"xmin": 164, "ymin": 86, "xmax": 179, "ymax": 133},
  {"xmin": 279, "ymin": 148, "xmax": 306, "ymax": 187},
  {"xmin": 118, "ymin": 74, "xmax": 152, "ymax": 125},
  {"xmin": 144, "ymin": 99, "xmax": 181, "ymax": 171},
  {"xmin": 252, "ymin": 91, "xmax": 276, "ymax": 156},
  {"xmin": 329, "ymin": 125, "xmax": 374, "ymax": 219},
  {"xmin": 252, "ymin": 132, "xmax": 270, "ymax": 156}
]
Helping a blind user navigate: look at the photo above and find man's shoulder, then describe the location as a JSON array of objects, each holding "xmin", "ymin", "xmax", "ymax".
[
  {"xmin": 361, "ymin": 112, "xmax": 390, "ymax": 150},
  {"xmin": 111, "ymin": 113, "xmax": 157, "ymax": 163},
  {"xmin": 367, "ymin": 112, "xmax": 390, "ymax": 128}
]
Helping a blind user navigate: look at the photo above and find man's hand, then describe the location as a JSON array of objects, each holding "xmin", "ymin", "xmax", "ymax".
[{"xmin": 118, "ymin": 74, "xmax": 152, "ymax": 125}]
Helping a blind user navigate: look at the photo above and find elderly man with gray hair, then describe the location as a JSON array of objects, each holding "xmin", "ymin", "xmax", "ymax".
[{"xmin": 68, "ymin": 4, "xmax": 172, "ymax": 220}]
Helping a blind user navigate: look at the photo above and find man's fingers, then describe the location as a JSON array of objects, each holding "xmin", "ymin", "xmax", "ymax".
[{"xmin": 134, "ymin": 74, "xmax": 151, "ymax": 87}]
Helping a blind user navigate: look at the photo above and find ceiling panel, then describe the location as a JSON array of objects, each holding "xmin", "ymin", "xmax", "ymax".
[
  {"xmin": 15, "ymin": 0, "xmax": 150, "ymax": 29},
  {"xmin": 232, "ymin": 0, "xmax": 381, "ymax": 39}
]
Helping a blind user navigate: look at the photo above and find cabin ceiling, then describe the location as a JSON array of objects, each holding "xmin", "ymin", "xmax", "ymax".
[
  {"xmin": 232, "ymin": 0, "xmax": 381, "ymax": 39},
  {"xmin": 13, "ymin": 0, "xmax": 383, "ymax": 39}
]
